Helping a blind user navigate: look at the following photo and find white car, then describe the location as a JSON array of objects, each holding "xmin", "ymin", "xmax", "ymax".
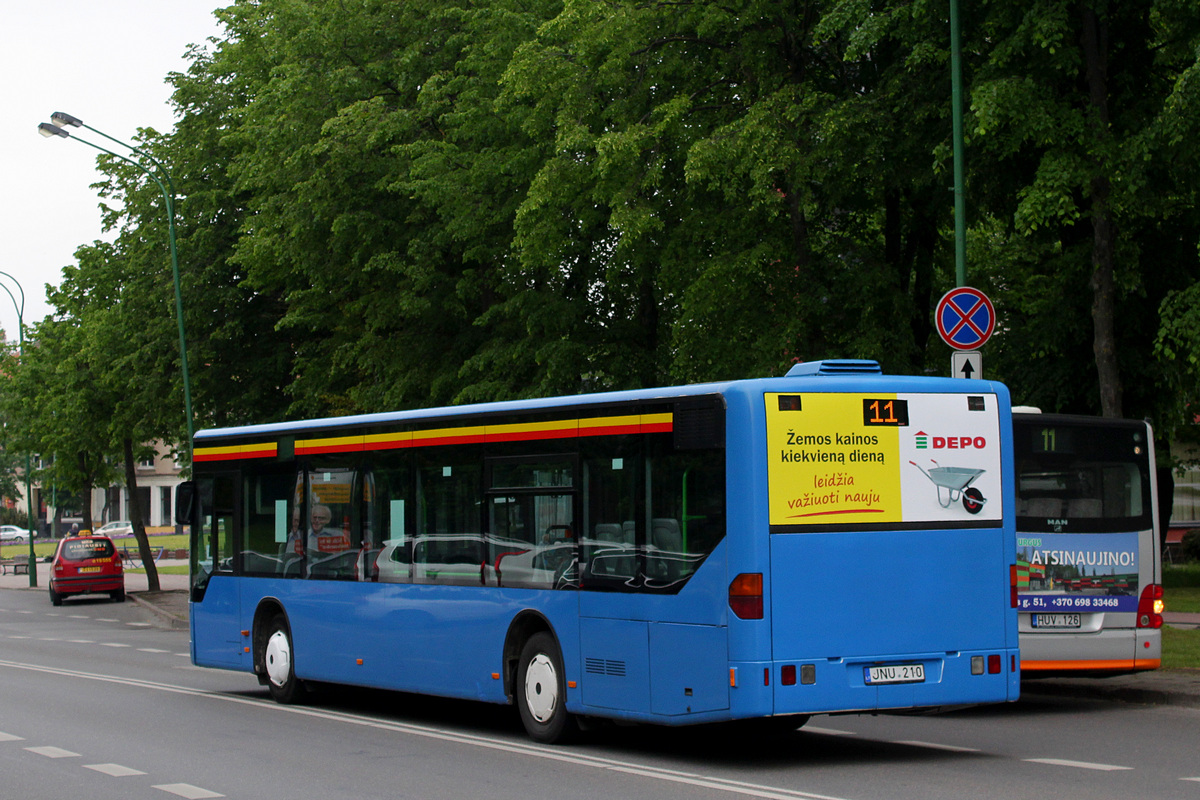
[
  {"xmin": 94, "ymin": 521, "xmax": 133, "ymax": 538},
  {"xmin": 0, "ymin": 525, "xmax": 35, "ymax": 542}
]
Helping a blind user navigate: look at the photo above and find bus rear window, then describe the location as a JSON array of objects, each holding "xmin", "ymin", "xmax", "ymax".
[
  {"xmin": 1014, "ymin": 417, "xmax": 1152, "ymax": 532},
  {"xmin": 61, "ymin": 538, "xmax": 116, "ymax": 561}
]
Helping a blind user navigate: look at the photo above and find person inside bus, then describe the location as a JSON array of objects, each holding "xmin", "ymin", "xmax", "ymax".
[{"xmin": 307, "ymin": 504, "xmax": 351, "ymax": 554}]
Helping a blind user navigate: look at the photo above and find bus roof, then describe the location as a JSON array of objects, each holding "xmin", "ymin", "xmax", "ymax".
[{"xmin": 195, "ymin": 361, "xmax": 1010, "ymax": 442}]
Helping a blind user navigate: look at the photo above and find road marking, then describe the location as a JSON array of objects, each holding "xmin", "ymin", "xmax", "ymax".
[
  {"xmin": 153, "ymin": 783, "xmax": 225, "ymax": 798},
  {"xmin": 69, "ymin": 615, "xmax": 90, "ymax": 619},
  {"xmin": 894, "ymin": 740, "xmax": 979, "ymax": 753},
  {"xmin": 26, "ymin": 746, "xmax": 81, "ymax": 758},
  {"xmin": 0, "ymin": 658, "xmax": 854, "ymax": 800},
  {"xmin": 0, "ymin": 732, "xmax": 24, "ymax": 741},
  {"xmin": 101, "ymin": 643, "xmax": 132, "ymax": 648},
  {"xmin": 1182, "ymin": 777, "xmax": 1200, "ymax": 783},
  {"xmin": 97, "ymin": 618, "xmax": 120, "ymax": 623},
  {"xmin": 68, "ymin": 639, "xmax": 96, "ymax": 644},
  {"xmin": 804, "ymin": 726, "xmax": 856, "ymax": 736},
  {"xmin": 1024, "ymin": 758, "xmax": 1132, "ymax": 771},
  {"xmin": 127, "ymin": 622, "xmax": 153, "ymax": 627},
  {"xmin": 139, "ymin": 648, "xmax": 170, "ymax": 653},
  {"xmin": 86, "ymin": 763, "xmax": 147, "ymax": 777}
]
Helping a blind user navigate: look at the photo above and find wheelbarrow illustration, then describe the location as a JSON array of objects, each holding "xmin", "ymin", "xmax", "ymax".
[{"xmin": 909, "ymin": 460, "xmax": 986, "ymax": 514}]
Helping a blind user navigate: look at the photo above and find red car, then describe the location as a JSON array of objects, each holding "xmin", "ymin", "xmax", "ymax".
[{"xmin": 49, "ymin": 533, "xmax": 125, "ymax": 606}]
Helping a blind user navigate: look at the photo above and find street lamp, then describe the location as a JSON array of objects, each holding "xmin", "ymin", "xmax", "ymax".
[
  {"xmin": 37, "ymin": 114, "xmax": 195, "ymax": 459},
  {"xmin": 0, "ymin": 271, "xmax": 39, "ymax": 587}
]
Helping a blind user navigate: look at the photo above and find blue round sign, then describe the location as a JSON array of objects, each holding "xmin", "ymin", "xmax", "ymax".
[{"xmin": 936, "ymin": 287, "xmax": 995, "ymax": 350}]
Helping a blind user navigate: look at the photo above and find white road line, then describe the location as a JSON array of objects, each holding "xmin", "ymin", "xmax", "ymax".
[
  {"xmin": 69, "ymin": 639, "xmax": 96, "ymax": 644},
  {"xmin": 139, "ymin": 648, "xmax": 170, "ymax": 653},
  {"xmin": 85, "ymin": 763, "xmax": 148, "ymax": 777},
  {"xmin": 101, "ymin": 643, "xmax": 132, "ymax": 648},
  {"xmin": 96, "ymin": 618, "xmax": 119, "ymax": 623},
  {"xmin": 1024, "ymin": 758, "xmax": 1132, "ymax": 771},
  {"xmin": 893, "ymin": 740, "xmax": 979, "ymax": 753},
  {"xmin": 153, "ymin": 783, "xmax": 225, "ymax": 798},
  {"xmin": 0, "ymin": 732, "xmax": 25, "ymax": 741},
  {"xmin": 127, "ymin": 622, "xmax": 152, "ymax": 627},
  {"xmin": 25, "ymin": 746, "xmax": 81, "ymax": 758},
  {"xmin": 1181, "ymin": 777, "xmax": 1200, "ymax": 783},
  {"xmin": 69, "ymin": 615, "xmax": 89, "ymax": 619},
  {"xmin": 803, "ymin": 726, "xmax": 857, "ymax": 736},
  {"xmin": 0, "ymin": 657, "xmax": 854, "ymax": 800}
]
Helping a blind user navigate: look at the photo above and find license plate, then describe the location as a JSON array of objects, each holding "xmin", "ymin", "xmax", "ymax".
[
  {"xmin": 864, "ymin": 663, "xmax": 925, "ymax": 685},
  {"xmin": 1032, "ymin": 613, "xmax": 1081, "ymax": 628},
  {"xmin": 77, "ymin": 567, "xmax": 102, "ymax": 574}
]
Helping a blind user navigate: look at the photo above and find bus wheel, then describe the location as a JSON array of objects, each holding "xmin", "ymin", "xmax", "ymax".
[
  {"xmin": 962, "ymin": 488, "xmax": 984, "ymax": 514},
  {"xmin": 517, "ymin": 632, "xmax": 576, "ymax": 744},
  {"xmin": 263, "ymin": 614, "xmax": 306, "ymax": 704}
]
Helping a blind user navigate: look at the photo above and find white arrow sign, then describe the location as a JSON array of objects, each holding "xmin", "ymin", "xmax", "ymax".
[{"xmin": 952, "ymin": 350, "xmax": 982, "ymax": 379}]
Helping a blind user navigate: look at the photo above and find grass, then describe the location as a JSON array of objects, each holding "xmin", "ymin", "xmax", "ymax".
[
  {"xmin": 1163, "ymin": 626, "xmax": 1200, "ymax": 671},
  {"xmin": 1, "ymin": 531, "xmax": 188, "ymax": 561}
]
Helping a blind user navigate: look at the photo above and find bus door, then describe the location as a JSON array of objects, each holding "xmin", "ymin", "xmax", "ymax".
[{"xmin": 190, "ymin": 472, "xmax": 244, "ymax": 668}]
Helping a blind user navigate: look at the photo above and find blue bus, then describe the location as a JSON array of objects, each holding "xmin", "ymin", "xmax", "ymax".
[{"xmin": 180, "ymin": 360, "xmax": 1020, "ymax": 742}]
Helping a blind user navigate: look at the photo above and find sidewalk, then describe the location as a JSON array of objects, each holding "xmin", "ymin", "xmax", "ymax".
[
  {"xmin": 0, "ymin": 558, "xmax": 190, "ymax": 629},
  {"xmin": 4, "ymin": 560, "xmax": 1200, "ymax": 706}
]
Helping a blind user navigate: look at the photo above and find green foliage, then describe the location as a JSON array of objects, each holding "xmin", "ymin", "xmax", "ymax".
[{"xmin": 2, "ymin": 0, "xmax": 1199, "ymax": 470}]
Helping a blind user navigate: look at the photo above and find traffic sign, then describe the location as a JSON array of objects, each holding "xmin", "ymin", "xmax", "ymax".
[
  {"xmin": 936, "ymin": 287, "xmax": 995, "ymax": 350},
  {"xmin": 952, "ymin": 350, "xmax": 982, "ymax": 379}
]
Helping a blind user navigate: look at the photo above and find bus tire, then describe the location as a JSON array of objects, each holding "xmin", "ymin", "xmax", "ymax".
[
  {"xmin": 517, "ymin": 632, "xmax": 576, "ymax": 744},
  {"xmin": 262, "ymin": 614, "xmax": 306, "ymax": 704}
]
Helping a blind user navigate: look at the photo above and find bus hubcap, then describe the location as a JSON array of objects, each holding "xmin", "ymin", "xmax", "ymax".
[
  {"xmin": 265, "ymin": 630, "xmax": 292, "ymax": 687},
  {"xmin": 524, "ymin": 653, "xmax": 558, "ymax": 723}
]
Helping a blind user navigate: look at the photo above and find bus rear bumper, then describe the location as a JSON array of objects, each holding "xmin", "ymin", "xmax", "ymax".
[
  {"xmin": 730, "ymin": 648, "xmax": 1020, "ymax": 717},
  {"xmin": 1020, "ymin": 627, "xmax": 1161, "ymax": 675}
]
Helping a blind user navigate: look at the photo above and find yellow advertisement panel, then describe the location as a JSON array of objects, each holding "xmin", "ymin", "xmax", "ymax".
[{"xmin": 766, "ymin": 392, "xmax": 1002, "ymax": 527}]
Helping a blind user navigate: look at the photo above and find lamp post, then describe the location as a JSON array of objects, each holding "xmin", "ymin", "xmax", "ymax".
[
  {"xmin": 37, "ymin": 114, "xmax": 194, "ymax": 459},
  {"xmin": 0, "ymin": 271, "xmax": 39, "ymax": 587}
]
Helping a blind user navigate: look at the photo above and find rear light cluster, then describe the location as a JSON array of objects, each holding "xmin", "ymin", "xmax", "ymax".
[
  {"xmin": 728, "ymin": 573, "xmax": 763, "ymax": 620},
  {"xmin": 970, "ymin": 654, "xmax": 1010, "ymax": 675},
  {"xmin": 1137, "ymin": 584, "xmax": 1164, "ymax": 628}
]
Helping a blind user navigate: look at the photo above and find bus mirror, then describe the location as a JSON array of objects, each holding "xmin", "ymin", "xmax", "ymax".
[{"xmin": 175, "ymin": 481, "xmax": 198, "ymax": 526}]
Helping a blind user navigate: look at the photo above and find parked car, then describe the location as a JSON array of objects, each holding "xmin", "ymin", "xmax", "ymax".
[
  {"xmin": 48, "ymin": 532, "xmax": 125, "ymax": 605},
  {"xmin": 0, "ymin": 525, "xmax": 35, "ymax": 542},
  {"xmin": 94, "ymin": 520, "xmax": 133, "ymax": 538}
]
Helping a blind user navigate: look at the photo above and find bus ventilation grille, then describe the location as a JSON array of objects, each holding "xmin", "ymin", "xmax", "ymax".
[
  {"xmin": 585, "ymin": 658, "xmax": 627, "ymax": 677},
  {"xmin": 785, "ymin": 359, "xmax": 883, "ymax": 377}
]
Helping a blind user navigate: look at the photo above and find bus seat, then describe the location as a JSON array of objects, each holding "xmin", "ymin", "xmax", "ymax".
[
  {"xmin": 594, "ymin": 523, "xmax": 621, "ymax": 542},
  {"xmin": 621, "ymin": 521, "xmax": 636, "ymax": 545},
  {"xmin": 1020, "ymin": 498, "xmax": 1063, "ymax": 518},
  {"xmin": 1067, "ymin": 498, "xmax": 1103, "ymax": 518},
  {"xmin": 652, "ymin": 518, "xmax": 682, "ymax": 553}
]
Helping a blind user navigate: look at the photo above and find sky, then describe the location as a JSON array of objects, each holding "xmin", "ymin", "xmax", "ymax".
[{"xmin": 2, "ymin": 0, "xmax": 226, "ymax": 342}]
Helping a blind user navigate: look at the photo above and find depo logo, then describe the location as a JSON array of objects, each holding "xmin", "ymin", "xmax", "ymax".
[{"xmin": 914, "ymin": 431, "xmax": 987, "ymax": 450}]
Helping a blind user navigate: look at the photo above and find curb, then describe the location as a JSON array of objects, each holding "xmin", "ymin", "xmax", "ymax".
[
  {"xmin": 128, "ymin": 591, "xmax": 189, "ymax": 631},
  {"xmin": 1021, "ymin": 674, "xmax": 1200, "ymax": 708}
]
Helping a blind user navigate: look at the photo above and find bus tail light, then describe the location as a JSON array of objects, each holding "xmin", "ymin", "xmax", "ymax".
[
  {"xmin": 1137, "ymin": 584, "xmax": 1163, "ymax": 628},
  {"xmin": 729, "ymin": 573, "xmax": 763, "ymax": 620},
  {"xmin": 1009, "ymin": 564, "xmax": 1018, "ymax": 608}
]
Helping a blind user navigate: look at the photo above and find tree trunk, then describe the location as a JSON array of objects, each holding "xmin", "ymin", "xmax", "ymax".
[
  {"xmin": 123, "ymin": 437, "xmax": 161, "ymax": 591},
  {"xmin": 1081, "ymin": 3, "xmax": 1123, "ymax": 417}
]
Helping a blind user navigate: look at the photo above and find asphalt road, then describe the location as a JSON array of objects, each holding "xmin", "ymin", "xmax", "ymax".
[{"xmin": 4, "ymin": 586, "xmax": 1200, "ymax": 800}]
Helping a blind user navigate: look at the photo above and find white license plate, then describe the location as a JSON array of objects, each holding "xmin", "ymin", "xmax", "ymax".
[
  {"xmin": 1032, "ymin": 613, "xmax": 1081, "ymax": 628},
  {"xmin": 864, "ymin": 663, "xmax": 925, "ymax": 685}
]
